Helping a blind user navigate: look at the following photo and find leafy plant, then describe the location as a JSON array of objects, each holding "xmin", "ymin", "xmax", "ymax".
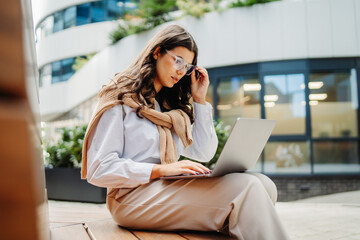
[
  {"xmin": 44, "ymin": 125, "xmax": 87, "ymax": 168},
  {"xmin": 136, "ymin": 0, "xmax": 176, "ymax": 26},
  {"xmin": 176, "ymin": 0, "xmax": 221, "ymax": 18},
  {"xmin": 72, "ymin": 53, "xmax": 96, "ymax": 71},
  {"xmin": 180, "ymin": 120, "xmax": 231, "ymax": 169},
  {"xmin": 230, "ymin": 0, "xmax": 280, "ymax": 8}
]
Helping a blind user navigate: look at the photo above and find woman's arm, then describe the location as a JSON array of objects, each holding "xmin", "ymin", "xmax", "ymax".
[
  {"xmin": 86, "ymin": 105, "xmax": 155, "ymax": 188},
  {"xmin": 180, "ymin": 102, "xmax": 218, "ymax": 162}
]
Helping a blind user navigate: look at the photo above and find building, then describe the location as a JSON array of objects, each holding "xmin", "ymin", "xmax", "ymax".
[{"xmin": 33, "ymin": 0, "xmax": 360, "ymax": 200}]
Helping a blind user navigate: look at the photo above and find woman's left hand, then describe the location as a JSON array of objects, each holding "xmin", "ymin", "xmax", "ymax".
[{"xmin": 190, "ymin": 66, "xmax": 209, "ymax": 105}]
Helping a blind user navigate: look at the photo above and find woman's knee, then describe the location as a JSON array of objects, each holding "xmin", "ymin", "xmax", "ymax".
[{"xmin": 246, "ymin": 172, "xmax": 278, "ymax": 204}]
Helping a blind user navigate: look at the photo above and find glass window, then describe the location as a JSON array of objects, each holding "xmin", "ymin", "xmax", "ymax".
[
  {"xmin": 53, "ymin": 12, "xmax": 64, "ymax": 33},
  {"xmin": 313, "ymin": 140, "xmax": 360, "ymax": 173},
  {"xmin": 51, "ymin": 61, "xmax": 62, "ymax": 84},
  {"xmin": 264, "ymin": 141, "xmax": 310, "ymax": 174},
  {"xmin": 64, "ymin": 6, "xmax": 76, "ymax": 29},
  {"xmin": 310, "ymin": 69, "xmax": 358, "ymax": 138},
  {"xmin": 61, "ymin": 58, "xmax": 75, "ymax": 82},
  {"xmin": 217, "ymin": 75, "xmax": 260, "ymax": 127},
  {"xmin": 91, "ymin": 1, "xmax": 106, "ymax": 23},
  {"xmin": 107, "ymin": 0, "xmax": 124, "ymax": 19},
  {"xmin": 264, "ymin": 74, "xmax": 306, "ymax": 135},
  {"xmin": 38, "ymin": 15, "xmax": 54, "ymax": 41},
  {"xmin": 39, "ymin": 64, "xmax": 52, "ymax": 87},
  {"xmin": 205, "ymin": 83, "xmax": 214, "ymax": 117},
  {"xmin": 76, "ymin": 3, "xmax": 91, "ymax": 26}
]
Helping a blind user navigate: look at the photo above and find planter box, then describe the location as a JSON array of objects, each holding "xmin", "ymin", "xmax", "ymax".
[{"xmin": 45, "ymin": 167, "xmax": 107, "ymax": 203}]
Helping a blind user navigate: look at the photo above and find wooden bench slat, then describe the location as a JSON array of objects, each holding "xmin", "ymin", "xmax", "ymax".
[
  {"xmin": 86, "ymin": 219, "xmax": 138, "ymax": 240},
  {"xmin": 132, "ymin": 230, "xmax": 187, "ymax": 240},
  {"xmin": 50, "ymin": 223, "xmax": 90, "ymax": 240},
  {"xmin": 179, "ymin": 231, "xmax": 236, "ymax": 240}
]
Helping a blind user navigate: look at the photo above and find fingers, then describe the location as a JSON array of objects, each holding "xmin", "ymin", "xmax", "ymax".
[{"xmin": 180, "ymin": 160, "xmax": 211, "ymax": 174}]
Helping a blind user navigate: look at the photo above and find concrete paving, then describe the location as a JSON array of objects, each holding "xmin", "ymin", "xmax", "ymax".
[{"xmin": 276, "ymin": 190, "xmax": 360, "ymax": 240}]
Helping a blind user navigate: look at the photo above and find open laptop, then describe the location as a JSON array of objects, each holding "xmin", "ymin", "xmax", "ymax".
[{"xmin": 160, "ymin": 118, "xmax": 276, "ymax": 179}]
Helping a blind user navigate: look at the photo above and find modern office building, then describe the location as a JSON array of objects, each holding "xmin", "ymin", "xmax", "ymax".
[{"xmin": 33, "ymin": 0, "xmax": 360, "ymax": 200}]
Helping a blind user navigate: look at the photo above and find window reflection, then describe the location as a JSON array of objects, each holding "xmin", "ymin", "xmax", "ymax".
[
  {"xmin": 310, "ymin": 70, "xmax": 358, "ymax": 138},
  {"xmin": 61, "ymin": 58, "xmax": 75, "ymax": 82},
  {"xmin": 53, "ymin": 12, "xmax": 64, "ymax": 33},
  {"xmin": 51, "ymin": 61, "xmax": 61, "ymax": 84},
  {"xmin": 217, "ymin": 75, "xmax": 260, "ymax": 127},
  {"xmin": 77, "ymin": 3, "xmax": 91, "ymax": 26},
  {"xmin": 64, "ymin": 6, "xmax": 76, "ymax": 29},
  {"xmin": 91, "ymin": 1, "xmax": 106, "ymax": 23},
  {"xmin": 313, "ymin": 140, "xmax": 360, "ymax": 173},
  {"xmin": 264, "ymin": 142, "xmax": 310, "ymax": 173},
  {"xmin": 264, "ymin": 74, "xmax": 306, "ymax": 135}
]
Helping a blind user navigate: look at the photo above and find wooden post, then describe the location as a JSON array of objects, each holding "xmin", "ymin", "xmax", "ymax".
[{"xmin": 0, "ymin": 0, "xmax": 49, "ymax": 239}]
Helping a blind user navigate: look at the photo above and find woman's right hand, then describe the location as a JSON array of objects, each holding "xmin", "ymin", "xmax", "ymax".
[{"xmin": 150, "ymin": 160, "xmax": 211, "ymax": 180}]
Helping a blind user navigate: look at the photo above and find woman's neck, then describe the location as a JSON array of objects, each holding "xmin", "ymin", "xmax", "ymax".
[{"xmin": 153, "ymin": 77, "xmax": 162, "ymax": 93}]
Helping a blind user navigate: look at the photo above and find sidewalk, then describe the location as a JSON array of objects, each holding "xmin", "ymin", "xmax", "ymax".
[
  {"xmin": 276, "ymin": 190, "xmax": 360, "ymax": 240},
  {"xmin": 48, "ymin": 190, "xmax": 360, "ymax": 239}
]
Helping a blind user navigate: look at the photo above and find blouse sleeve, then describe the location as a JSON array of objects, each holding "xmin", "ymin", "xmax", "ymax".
[
  {"xmin": 86, "ymin": 105, "xmax": 155, "ymax": 188},
  {"xmin": 180, "ymin": 102, "xmax": 218, "ymax": 162}
]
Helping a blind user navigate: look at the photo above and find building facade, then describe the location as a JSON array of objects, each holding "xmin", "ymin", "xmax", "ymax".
[{"xmin": 33, "ymin": 0, "xmax": 360, "ymax": 199}]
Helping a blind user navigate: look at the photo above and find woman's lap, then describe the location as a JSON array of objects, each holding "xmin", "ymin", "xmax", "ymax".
[{"xmin": 106, "ymin": 172, "xmax": 277, "ymax": 231}]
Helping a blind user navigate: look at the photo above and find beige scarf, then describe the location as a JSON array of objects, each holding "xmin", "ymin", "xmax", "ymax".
[{"xmin": 81, "ymin": 80, "xmax": 193, "ymax": 179}]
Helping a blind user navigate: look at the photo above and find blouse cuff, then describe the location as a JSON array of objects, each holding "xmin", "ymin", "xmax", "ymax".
[
  {"xmin": 133, "ymin": 162, "xmax": 156, "ymax": 185},
  {"xmin": 193, "ymin": 101, "xmax": 213, "ymax": 121}
]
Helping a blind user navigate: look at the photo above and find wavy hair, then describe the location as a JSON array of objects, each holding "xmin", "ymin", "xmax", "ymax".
[{"xmin": 110, "ymin": 24, "xmax": 198, "ymax": 123}]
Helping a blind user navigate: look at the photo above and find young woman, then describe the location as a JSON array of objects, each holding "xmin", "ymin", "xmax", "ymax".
[{"xmin": 81, "ymin": 24, "xmax": 289, "ymax": 240}]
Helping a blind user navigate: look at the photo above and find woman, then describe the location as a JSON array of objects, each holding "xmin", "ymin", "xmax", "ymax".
[{"xmin": 81, "ymin": 24, "xmax": 289, "ymax": 240}]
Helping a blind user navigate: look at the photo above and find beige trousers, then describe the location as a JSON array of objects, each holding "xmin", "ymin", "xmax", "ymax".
[{"xmin": 106, "ymin": 172, "xmax": 290, "ymax": 240}]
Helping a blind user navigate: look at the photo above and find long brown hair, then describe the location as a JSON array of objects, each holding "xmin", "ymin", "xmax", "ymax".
[{"xmin": 110, "ymin": 24, "xmax": 198, "ymax": 123}]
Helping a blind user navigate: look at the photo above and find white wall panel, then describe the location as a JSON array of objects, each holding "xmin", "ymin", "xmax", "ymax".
[
  {"xmin": 37, "ymin": 21, "xmax": 117, "ymax": 68},
  {"xmin": 213, "ymin": 9, "xmax": 238, "ymax": 67},
  {"xmin": 281, "ymin": 0, "xmax": 308, "ymax": 59},
  {"xmin": 353, "ymin": 0, "xmax": 360, "ymax": 56},
  {"xmin": 306, "ymin": 0, "xmax": 332, "ymax": 57},
  {"xmin": 181, "ymin": 14, "xmax": 217, "ymax": 68},
  {"xmin": 234, "ymin": 5, "xmax": 259, "ymax": 64},
  {"xmin": 330, "ymin": 0, "xmax": 357, "ymax": 56},
  {"xmin": 258, "ymin": 1, "xmax": 283, "ymax": 61}
]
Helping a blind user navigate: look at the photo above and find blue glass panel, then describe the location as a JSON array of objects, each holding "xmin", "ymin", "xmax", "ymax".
[
  {"xmin": 107, "ymin": 0, "xmax": 123, "ymax": 20},
  {"xmin": 53, "ymin": 12, "xmax": 64, "ymax": 33},
  {"xmin": 264, "ymin": 74, "xmax": 306, "ymax": 135},
  {"xmin": 91, "ymin": 1, "xmax": 106, "ymax": 23},
  {"xmin": 64, "ymin": 6, "xmax": 76, "ymax": 29},
  {"xmin": 61, "ymin": 58, "xmax": 75, "ymax": 82},
  {"xmin": 51, "ymin": 61, "xmax": 62, "ymax": 84},
  {"xmin": 76, "ymin": 3, "xmax": 91, "ymax": 26}
]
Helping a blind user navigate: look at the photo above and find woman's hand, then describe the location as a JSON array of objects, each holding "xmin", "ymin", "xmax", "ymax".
[
  {"xmin": 190, "ymin": 66, "xmax": 209, "ymax": 105},
  {"xmin": 150, "ymin": 160, "xmax": 211, "ymax": 180}
]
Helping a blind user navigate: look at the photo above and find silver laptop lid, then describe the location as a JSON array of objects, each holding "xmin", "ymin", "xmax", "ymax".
[{"xmin": 211, "ymin": 118, "xmax": 276, "ymax": 177}]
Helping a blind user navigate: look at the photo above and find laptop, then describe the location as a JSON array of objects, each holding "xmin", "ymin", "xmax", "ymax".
[{"xmin": 160, "ymin": 118, "xmax": 276, "ymax": 179}]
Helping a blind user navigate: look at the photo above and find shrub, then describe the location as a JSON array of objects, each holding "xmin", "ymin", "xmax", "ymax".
[
  {"xmin": 180, "ymin": 120, "xmax": 231, "ymax": 169},
  {"xmin": 44, "ymin": 125, "xmax": 87, "ymax": 168},
  {"xmin": 72, "ymin": 53, "xmax": 96, "ymax": 71},
  {"xmin": 230, "ymin": 0, "xmax": 280, "ymax": 8},
  {"xmin": 176, "ymin": 0, "xmax": 221, "ymax": 18}
]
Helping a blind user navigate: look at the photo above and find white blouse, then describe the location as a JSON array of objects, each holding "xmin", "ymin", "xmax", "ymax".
[{"xmin": 86, "ymin": 101, "xmax": 218, "ymax": 189}]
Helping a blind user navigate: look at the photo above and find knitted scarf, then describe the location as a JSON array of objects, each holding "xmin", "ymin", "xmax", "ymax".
[{"xmin": 80, "ymin": 79, "xmax": 193, "ymax": 179}]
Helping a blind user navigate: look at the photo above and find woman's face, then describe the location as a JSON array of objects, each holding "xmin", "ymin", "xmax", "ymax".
[{"xmin": 153, "ymin": 46, "xmax": 195, "ymax": 93}]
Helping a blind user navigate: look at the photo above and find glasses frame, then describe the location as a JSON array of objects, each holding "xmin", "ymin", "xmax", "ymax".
[{"xmin": 165, "ymin": 49, "xmax": 196, "ymax": 76}]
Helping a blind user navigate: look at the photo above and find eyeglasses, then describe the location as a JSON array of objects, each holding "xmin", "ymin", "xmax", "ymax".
[{"xmin": 165, "ymin": 49, "xmax": 196, "ymax": 76}]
